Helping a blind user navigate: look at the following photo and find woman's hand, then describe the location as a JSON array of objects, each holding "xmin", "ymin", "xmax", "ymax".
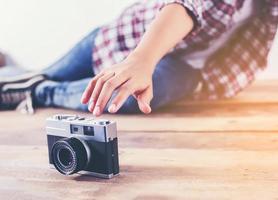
[
  {"xmin": 81, "ymin": 3, "xmax": 194, "ymax": 116},
  {"xmin": 81, "ymin": 54, "xmax": 155, "ymax": 116}
]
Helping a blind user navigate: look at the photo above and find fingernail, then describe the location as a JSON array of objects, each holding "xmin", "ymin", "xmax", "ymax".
[
  {"xmin": 89, "ymin": 100, "xmax": 95, "ymax": 107},
  {"xmin": 145, "ymin": 103, "xmax": 152, "ymax": 114},
  {"xmin": 88, "ymin": 100, "xmax": 95, "ymax": 112},
  {"xmin": 108, "ymin": 104, "xmax": 117, "ymax": 113},
  {"xmin": 146, "ymin": 107, "xmax": 152, "ymax": 114},
  {"xmin": 93, "ymin": 106, "xmax": 100, "ymax": 116},
  {"xmin": 81, "ymin": 95, "xmax": 86, "ymax": 103}
]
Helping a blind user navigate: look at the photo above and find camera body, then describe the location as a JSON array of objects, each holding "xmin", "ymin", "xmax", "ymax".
[{"xmin": 46, "ymin": 114, "xmax": 119, "ymax": 179}]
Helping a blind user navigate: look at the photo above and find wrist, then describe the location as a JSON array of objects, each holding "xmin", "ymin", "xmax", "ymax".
[
  {"xmin": 126, "ymin": 50, "xmax": 159, "ymax": 73},
  {"xmin": 128, "ymin": 49, "xmax": 159, "ymax": 65}
]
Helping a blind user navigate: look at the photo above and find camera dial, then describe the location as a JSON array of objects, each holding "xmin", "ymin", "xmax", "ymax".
[{"xmin": 51, "ymin": 138, "xmax": 89, "ymax": 175}]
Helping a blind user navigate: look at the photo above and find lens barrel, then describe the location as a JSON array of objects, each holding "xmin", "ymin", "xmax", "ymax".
[{"xmin": 51, "ymin": 138, "xmax": 88, "ymax": 175}]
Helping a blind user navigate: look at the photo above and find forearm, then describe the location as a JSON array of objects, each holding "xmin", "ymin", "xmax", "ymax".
[{"xmin": 128, "ymin": 3, "xmax": 194, "ymax": 69}]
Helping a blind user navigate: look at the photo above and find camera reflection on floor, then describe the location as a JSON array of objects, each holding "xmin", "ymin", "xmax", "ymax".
[{"xmin": 0, "ymin": 80, "xmax": 278, "ymax": 200}]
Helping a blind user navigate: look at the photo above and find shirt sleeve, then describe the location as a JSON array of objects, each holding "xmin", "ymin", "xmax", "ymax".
[
  {"xmin": 161, "ymin": 0, "xmax": 204, "ymax": 32},
  {"xmin": 196, "ymin": 0, "xmax": 278, "ymax": 100}
]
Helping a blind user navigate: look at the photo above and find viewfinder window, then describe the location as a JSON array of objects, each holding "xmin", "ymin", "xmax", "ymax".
[{"xmin": 84, "ymin": 126, "xmax": 94, "ymax": 136}]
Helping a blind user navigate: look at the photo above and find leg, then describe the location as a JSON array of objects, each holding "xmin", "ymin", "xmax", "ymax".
[
  {"xmin": 34, "ymin": 79, "xmax": 90, "ymax": 111},
  {"xmin": 34, "ymin": 54, "xmax": 201, "ymax": 112},
  {"xmin": 43, "ymin": 28, "xmax": 100, "ymax": 81},
  {"xmin": 0, "ymin": 28, "xmax": 99, "ymax": 82},
  {"xmin": 0, "ymin": 28, "xmax": 100, "ymax": 111}
]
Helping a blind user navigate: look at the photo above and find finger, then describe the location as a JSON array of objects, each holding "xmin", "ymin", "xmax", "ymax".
[
  {"xmin": 88, "ymin": 72, "xmax": 115, "ymax": 112},
  {"xmin": 81, "ymin": 72, "xmax": 104, "ymax": 104},
  {"xmin": 107, "ymin": 82, "xmax": 133, "ymax": 114},
  {"xmin": 136, "ymin": 86, "xmax": 153, "ymax": 114},
  {"xmin": 93, "ymin": 74, "xmax": 129, "ymax": 116}
]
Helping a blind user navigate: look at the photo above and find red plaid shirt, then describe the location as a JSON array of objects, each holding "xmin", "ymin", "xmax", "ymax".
[{"xmin": 92, "ymin": 0, "xmax": 278, "ymax": 100}]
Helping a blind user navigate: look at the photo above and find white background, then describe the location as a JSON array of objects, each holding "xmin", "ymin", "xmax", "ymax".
[{"xmin": 0, "ymin": 0, "xmax": 277, "ymax": 78}]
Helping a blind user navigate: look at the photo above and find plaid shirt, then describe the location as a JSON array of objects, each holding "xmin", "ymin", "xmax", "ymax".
[{"xmin": 92, "ymin": 0, "xmax": 278, "ymax": 100}]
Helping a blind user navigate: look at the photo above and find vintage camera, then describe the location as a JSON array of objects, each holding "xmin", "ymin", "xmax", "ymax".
[{"xmin": 46, "ymin": 114, "xmax": 119, "ymax": 179}]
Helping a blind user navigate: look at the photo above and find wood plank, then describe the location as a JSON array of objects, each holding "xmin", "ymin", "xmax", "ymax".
[
  {"xmin": 0, "ymin": 80, "xmax": 278, "ymax": 199},
  {"xmin": 120, "ymin": 131, "xmax": 278, "ymax": 151},
  {"xmin": 1, "ymin": 108, "xmax": 278, "ymax": 133},
  {"xmin": 1, "ymin": 146, "xmax": 278, "ymax": 200},
  {"xmin": 1, "ymin": 116, "xmax": 278, "ymax": 151}
]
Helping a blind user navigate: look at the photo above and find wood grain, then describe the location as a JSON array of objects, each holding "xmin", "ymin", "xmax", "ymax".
[
  {"xmin": 1, "ymin": 107, "xmax": 278, "ymax": 133},
  {"xmin": 1, "ymin": 146, "xmax": 278, "ymax": 200},
  {"xmin": 1, "ymin": 80, "xmax": 278, "ymax": 200}
]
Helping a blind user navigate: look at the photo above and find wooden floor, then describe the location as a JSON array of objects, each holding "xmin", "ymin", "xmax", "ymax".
[{"xmin": 1, "ymin": 80, "xmax": 278, "ymax": 200}]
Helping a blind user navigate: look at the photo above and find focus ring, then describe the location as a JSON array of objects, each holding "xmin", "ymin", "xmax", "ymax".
[{"xmin": 51, "ymin": 138, "xmax": 88, "ymax": 175}]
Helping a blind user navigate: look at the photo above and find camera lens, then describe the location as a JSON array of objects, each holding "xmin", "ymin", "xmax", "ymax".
[
  {"xmin": 58, "ymin": 148, "xmax": 73, "ymax": 167},
  {"xmin": 51, "ymin": 138, "xmax": 88, "ymax": 175}
]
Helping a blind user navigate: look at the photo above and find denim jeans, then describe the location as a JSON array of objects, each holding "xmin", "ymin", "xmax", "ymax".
[{"xmin": 2, "ymin": 29, "xmax": 201, "ymax": 113}]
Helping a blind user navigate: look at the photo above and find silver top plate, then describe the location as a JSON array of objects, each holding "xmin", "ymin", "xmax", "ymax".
[{"xmin": 46, "ymin": 114, "xmax": 117, "ymax": 142}]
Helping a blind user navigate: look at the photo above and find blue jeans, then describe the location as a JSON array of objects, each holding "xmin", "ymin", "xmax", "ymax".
[{"xmin": 3, "ymin": 29, "xmax": 201, "ymax": 113}]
